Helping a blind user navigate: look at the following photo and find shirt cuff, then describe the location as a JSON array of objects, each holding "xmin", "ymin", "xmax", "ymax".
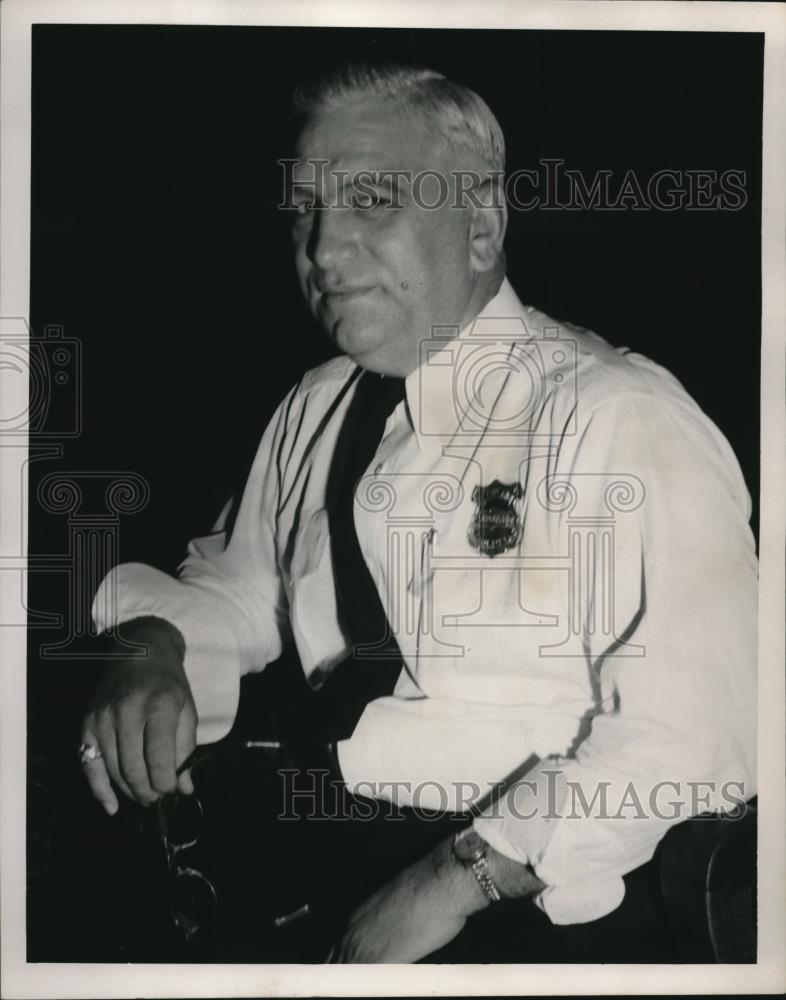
[
  {"xmin": 473, "ymin": 758, "xmax": 628, "ymax": 925},
  {"xmin": 92, "ymin": 562, "xmax": 242, "ymax": 745},
  {"xmin": 476, "ymin": 811, "xmax": 626, "ymax": 923}
]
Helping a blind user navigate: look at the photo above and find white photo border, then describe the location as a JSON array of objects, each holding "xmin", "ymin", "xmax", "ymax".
[{"xmin": 1, "ymin": 1, "xmax": 784, "ymax": 996}]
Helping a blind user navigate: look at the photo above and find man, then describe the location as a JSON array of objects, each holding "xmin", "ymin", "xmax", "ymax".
[{"xmin": 81, "ymin": 63, "xmax": 757, "ymax": 963}]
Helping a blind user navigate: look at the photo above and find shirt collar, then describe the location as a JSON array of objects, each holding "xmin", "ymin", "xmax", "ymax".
[{"xmin": 404, "ymin": 277, "xmax": 534, "ymax": 455}]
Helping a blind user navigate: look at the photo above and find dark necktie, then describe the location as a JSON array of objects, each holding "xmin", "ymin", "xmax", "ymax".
[{"xmin": 318, "ymin": 369, "xmax": 407, "ymax": 737}]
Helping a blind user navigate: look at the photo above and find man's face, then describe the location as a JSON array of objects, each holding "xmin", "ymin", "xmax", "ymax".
[{"xmin": 290, "ymin": 98, "xmax": 479, "ymax": 376}]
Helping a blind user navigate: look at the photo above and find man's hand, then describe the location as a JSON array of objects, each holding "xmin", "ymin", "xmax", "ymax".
[
  {"xmin": 81, "ymin": 617, "xmax": 197, "ymax": 814},
  {"xmin": 330, "ymin": 831, "xmax": 547, "ymax": 963},
  {"xmin": 329, "ymin": 834, "xmax": 483, "ymax": 963}
]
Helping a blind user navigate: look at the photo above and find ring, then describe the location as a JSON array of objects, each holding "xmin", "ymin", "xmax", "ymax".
[{"xmin": 78, "ymin": 742, "xmax": 103, "ymax": 765}]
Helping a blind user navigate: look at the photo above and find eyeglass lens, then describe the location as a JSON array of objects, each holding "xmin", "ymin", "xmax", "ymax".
[{"xmin": 170, "ymin": 867, "xmax": 218, "ymax": 941}]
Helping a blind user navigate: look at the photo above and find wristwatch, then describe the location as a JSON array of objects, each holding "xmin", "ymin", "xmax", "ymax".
[{"xmin": 451, "ymin": 827, "xmax": 502, "ymax": 904}]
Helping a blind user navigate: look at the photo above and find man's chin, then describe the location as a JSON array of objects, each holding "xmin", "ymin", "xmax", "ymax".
[
  {"xmin": 328, "ymin": 317, "xmax": 386, "ymax": 362},
  {"xmin": 320, "ymin": 307, "xmax": 413, "ymax": 374}
]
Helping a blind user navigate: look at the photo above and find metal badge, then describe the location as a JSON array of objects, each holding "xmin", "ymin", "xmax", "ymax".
[{"xmin": 468, "ymin": 480, "xmax": 524, "ymax": 557}]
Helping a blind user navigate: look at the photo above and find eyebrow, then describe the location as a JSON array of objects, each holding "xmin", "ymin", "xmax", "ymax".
[
  {"xmin": 290, "ymin": 171, "xmax": 404, "ymax": 191},
  {"xmin": 288, "ymin": 170, "xmax": 408, "ymax": 210}
]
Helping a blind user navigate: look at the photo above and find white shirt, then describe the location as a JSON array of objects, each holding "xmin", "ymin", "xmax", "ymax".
[{"xmin": 93, "ymin": 278, "xmax": 757, "ymax": 925}]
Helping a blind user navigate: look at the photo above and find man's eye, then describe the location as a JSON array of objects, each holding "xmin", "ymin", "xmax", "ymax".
[{"xmin": 354, "ymin": 191, "xmax": 391, "ymax": 210}]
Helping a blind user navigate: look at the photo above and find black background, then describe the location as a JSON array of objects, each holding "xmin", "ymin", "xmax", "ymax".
[
  {"xmin": 26, "ymin": 25, "xmax": 763, "ymax": 960},
  {"xmin": 29, "ymin": 26, "xmax": 762, "ymax": 570}
]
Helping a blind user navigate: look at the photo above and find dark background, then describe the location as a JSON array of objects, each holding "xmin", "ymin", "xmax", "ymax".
[{"xmin": 26, "ymin": 25, "xmax": 763, "ymax": 960}]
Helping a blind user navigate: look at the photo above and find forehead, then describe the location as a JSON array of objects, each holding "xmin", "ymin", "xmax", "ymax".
[{"xmin": 293, "ymin": 97, "xmax": 449, "ymax": 176}]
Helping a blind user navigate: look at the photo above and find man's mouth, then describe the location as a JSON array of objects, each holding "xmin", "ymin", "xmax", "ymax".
[{"xmin": 320, "ymin": 286, "xmax": 375, "ymax": 304}]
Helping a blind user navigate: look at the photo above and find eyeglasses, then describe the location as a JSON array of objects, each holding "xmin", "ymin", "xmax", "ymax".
[
  {"xmin": 157, "ymin": 791, "xmax": 217, "ymax": 943},
  {"xmin": 155, "ymin": 738, "xmax": 320, "ymax": 947}
]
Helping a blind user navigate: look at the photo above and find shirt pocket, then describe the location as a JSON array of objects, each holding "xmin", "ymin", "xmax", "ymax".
[{"xmin": 289, "ymin": 507, "xmax": 330, "ymax": 583}]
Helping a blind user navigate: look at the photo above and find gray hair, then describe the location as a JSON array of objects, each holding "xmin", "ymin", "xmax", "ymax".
[{"xmin": 292, "ymin": 62, "xmax": 506, "ymax": 175}]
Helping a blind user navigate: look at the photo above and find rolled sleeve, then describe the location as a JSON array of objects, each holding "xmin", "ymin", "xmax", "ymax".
[{"xmin": 473, "ymin": 759, "xmax": 626, "ymax": 923}]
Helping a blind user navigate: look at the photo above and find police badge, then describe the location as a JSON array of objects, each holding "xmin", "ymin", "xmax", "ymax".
[{"xmin": 468, "ymin": 480, "xmax": 524, "ymax": 557}]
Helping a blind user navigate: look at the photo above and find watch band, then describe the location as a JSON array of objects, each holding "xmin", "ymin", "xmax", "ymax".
[{"xmin": 451, "ymin": 828, "xmax": 502, "ymax": 904}]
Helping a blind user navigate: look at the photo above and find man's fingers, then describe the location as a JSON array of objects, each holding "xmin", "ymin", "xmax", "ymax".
[
  {"xmin": 116, "ymin": 711, "xmax": 159, "ymax": 805},
  {"xmin": 96, "ymin": 725, "xmax": 135, "ymax": 802},
  {"xmin": 144, "ymin": 702, "xmax": 180, "ymax": 795},
  {"xmin": 80, "ymin": 727, "xmax": 119, "ymax": 815},
  {"xmin": 177, "ymin": 767, "xmax": 195, "ymax": 796},
  {"xmin": 80, "ymin": 649, "xmax": 193, "ymax": 808},
  {"xmin": 82, "ymin": 755, "xmax": 119, "ymax": 815},
  {"xmin": 175, "ymin": 704, "xmax": 197, "ymax": 795},
  {"xmin": 84, "ymin": 719, "xmax": 134, "ymax": 803}
]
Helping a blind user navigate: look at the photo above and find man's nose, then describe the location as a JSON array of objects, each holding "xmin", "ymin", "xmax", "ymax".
[{"xmin": 308, "ymin": 207, "xmax": 356, "ymax": 270}]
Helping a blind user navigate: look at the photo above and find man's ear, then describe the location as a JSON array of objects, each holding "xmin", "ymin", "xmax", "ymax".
[{"xmin": 468, "ymin": 176, "xmax": 508, "ymax": 273}]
